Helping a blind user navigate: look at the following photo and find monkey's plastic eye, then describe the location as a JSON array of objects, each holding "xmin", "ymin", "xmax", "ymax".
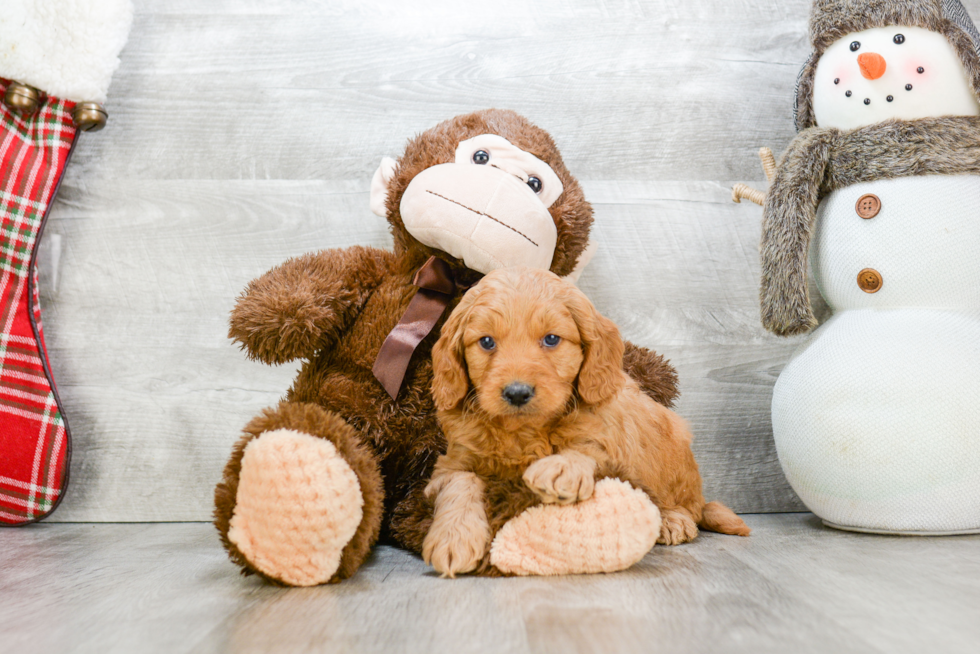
[
  {"xmin": 479, "ymin": 336, "xmax": 496, "ymax": 351},
  {"xmin": 894, "ymin": 34, "xmax": 905, "ymax": 44},
  {"xmin": 850, "ymin": 41, "xmax": 861, "ymax": 52},
  {"xmin": 542, "ymin": 334, "xmax": 560, "ymax": 348},
  {"xmin": 473, "ymin": 150, "xmax": 490, "ymax": 164},
  {"xmin": 527, "ymin": 176, "xmax": 542, "ymax": 193}
]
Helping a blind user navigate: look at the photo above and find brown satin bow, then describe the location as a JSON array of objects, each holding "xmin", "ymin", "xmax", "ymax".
[{"xmin": 372, "ymin": 256, "xmax": 457, "ymax": 399}]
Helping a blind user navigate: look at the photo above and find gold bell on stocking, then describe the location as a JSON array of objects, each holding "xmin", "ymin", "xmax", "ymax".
[
  {"xmin": 3, "ymin": 82, "xmax": 40, "ymax": 117},
  {"xmin": 72, "ymin": 102, "xmax": 109, "ymax": 132}
]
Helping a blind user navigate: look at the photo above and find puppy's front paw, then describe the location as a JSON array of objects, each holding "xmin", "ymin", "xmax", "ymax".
[
  {"xmin": 658, "ymin": 509, "xmax": 699, "ymax": 545},
  {"xmin": 523, "ymin": 452, "xmax": 596, "ymax": 505},
  {"xmin": 422, "ymin": 513, "xmax": 490, "ymax": 578}
]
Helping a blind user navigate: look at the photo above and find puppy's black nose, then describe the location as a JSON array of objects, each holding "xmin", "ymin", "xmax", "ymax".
[{"xmin": 502, "ymin": 382, "xmax": 535, "ymax": 407}]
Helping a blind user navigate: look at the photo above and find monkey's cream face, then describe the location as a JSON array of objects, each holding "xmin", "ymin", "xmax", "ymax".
[{"xmin": 397, "ymin": 135, "xmax": 564, "ymax": 274}]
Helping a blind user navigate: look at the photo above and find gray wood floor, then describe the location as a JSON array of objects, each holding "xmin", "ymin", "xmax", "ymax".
[{"xmin": 2, "ymin": 515, "xmax": 978, "ymax": 654}]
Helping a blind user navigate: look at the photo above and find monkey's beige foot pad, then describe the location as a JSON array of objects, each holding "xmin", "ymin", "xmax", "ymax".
[
  {"xmin": 489, "ymin": 478, "xmax": 661, "ymax": 576},
  {"xmin": 227, "ymin": 429, "xmax": 364, "ymax": 586}
]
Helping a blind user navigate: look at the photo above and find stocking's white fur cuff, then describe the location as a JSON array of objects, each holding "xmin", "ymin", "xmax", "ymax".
[{"xmin": 0, "ymin": 0, "xmax": 133, "ymax": 103}]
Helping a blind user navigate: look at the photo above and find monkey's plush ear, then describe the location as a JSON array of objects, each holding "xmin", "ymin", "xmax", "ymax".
[
  {"xmin": 369, "ymin": 157, "xmax": 398, "ymax": 217},
  {"xmin": 562, "ymin": 239, "xmax": 597, "ymax": 285}
]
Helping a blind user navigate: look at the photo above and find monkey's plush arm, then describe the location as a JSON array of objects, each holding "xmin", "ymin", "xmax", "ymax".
[
  {"xmin": 229, "ymin": 245, "xmax": 393, "ymax": 364},
  {"xmin": 623, "ymin": 341, "xmax": 679, "ymax": 408}
]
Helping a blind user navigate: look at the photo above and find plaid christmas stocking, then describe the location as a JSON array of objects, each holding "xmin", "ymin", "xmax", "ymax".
[
  {"xmin": 0, "ymin": 1, "xmax": 132, "ymax": 525},
  {"xmin": 0, "ymin": 80, "xmax": 77, "ymax": 524}
]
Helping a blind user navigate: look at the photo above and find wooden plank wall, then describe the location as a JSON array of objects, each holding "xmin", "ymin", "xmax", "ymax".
[{"xmin": 38, "ymin": 0, "xmax": 969, "ymax": 521}]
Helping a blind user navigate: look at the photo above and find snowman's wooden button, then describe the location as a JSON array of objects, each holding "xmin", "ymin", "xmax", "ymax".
[
  {"xmin": 855, "ymin": 194, "xmax": 881, "ymax": 219},
  {"xmin": 857, "ymin": 268, "xmax": 882, "ymax": 293}
]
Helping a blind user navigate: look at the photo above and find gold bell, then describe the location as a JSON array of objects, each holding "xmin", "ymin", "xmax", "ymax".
[
  {"xmin": 72, "ymin": 102, "xmax": 108, "ymax": 132},
  {"xmin": 4, "ymin": 82, "xmax": 40, "ymax": 117}
]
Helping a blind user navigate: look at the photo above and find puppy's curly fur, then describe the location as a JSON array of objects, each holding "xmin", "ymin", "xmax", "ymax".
[{"xmin": 422, "ymin": 268, "xmax": 749, "ymax": 577}]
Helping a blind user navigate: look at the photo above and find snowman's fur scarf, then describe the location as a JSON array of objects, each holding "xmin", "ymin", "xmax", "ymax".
[
  {"xmin": 761, "ymin": 115, "xmax": 980, "ymax": 335},
  {"xmin": 796, "ymin": 0, "xmax": 980, "ymax": 129}
]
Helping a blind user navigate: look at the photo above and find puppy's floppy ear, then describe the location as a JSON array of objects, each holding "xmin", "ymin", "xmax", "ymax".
[
  {"xmin": 431, "ymin": 292, "xmax": 475, "ymax": 411},
  {"xmin": 564, "ymin": 286, "xmax": 625, "ymax": 405}
]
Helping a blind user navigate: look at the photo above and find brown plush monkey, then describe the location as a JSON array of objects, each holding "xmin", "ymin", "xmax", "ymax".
[{"xmin": 214, "ymin": 109, "xmax": 679, "ymax": 585}]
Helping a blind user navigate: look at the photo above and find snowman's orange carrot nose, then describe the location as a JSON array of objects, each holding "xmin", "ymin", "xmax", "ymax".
[{"xmin": 858, "ymin": 52, "xmax": 887, "ymax": 80}]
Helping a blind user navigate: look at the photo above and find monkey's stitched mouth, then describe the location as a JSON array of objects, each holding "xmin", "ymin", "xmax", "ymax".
[{"xmin": 424, "ymin": 190, "xmax": 539, "ymax": 247}]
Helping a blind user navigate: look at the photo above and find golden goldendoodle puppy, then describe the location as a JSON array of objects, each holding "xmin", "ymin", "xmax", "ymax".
[{"xmin": 423, "ymin": 267, "xmax": 749, "ymax": 577}]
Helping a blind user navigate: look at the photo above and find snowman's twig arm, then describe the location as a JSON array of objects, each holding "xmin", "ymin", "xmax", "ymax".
[
  {"xmin": 760, "ymin": 147, "xmax": 776, "ymax": 182},
  {"xmin": 759, "ymin": 129, "xmax": 838, "ymax": 336},
  {"xmin": 732, "ymin": 183, "xmax": 767, "ymax": 205},
  {"xmin": 731, "ymin": 148, "xmax": 778, "ymax": 205}
]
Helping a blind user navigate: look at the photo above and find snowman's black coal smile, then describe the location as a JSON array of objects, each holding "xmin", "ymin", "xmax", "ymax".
[
  {"xmin": 842, "ymin": 82, "xmax": 915, "ymax": 105},
  {"xmin": 841, "ymin": 62, "xmax": 924, "ymax": 107}
]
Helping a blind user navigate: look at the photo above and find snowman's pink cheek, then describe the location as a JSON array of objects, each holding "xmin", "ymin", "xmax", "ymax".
[
  {"xmin": 902, "ymin": 59, "xmax": 928, "ymax": 79},
  {"xmin": 832, "ymin": 64, "xmax": 851, "ymax": 86}
]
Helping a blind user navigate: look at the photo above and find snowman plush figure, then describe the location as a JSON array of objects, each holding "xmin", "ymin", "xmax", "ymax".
[{"xmin": 761, "ymin": 0, "xmax": 980, "ymax": 533}]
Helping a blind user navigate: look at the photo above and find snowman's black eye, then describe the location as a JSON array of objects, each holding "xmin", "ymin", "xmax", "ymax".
[
  {"xmin": 473, "ymin": 150, "xmax": 490, "ymax": 164},
  {"xmin": 834, "ymin": 78, "xmax": 840, "ymax": 84},
  {"xmin": 479, "ymin": 336, "xmax": 495, "ymax": 351},
  {"xmin": 894, "ymin": 34, "xmax": 905, "ymax": 44},
  {"xmin": 850, "ymin": 41, "xmax": 861, "ymax": 52},
  {"xmin": 917, "ymin": 66, "xmax": 924, "ymax": 73},
  {"xmin": 527, "ymin": 176, "xmax": 542, "ymax": 193}
]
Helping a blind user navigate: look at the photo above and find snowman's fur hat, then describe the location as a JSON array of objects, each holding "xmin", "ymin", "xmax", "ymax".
[{"xmin": 795, "ymin": 0, "xmax": 980, "ymax": 129}]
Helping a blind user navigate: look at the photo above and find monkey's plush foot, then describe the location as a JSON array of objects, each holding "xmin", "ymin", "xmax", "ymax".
[
  {"xmin": 658, "ymin": 508, "xmax": 700, "ymax": 545},
  {"xmin": 214, "ymin": 402, "xmax": 384, "ymax": 586},
  {"xmin": 489, "ymin": 478, "xmax": 661, "ymax": 576},
  {"xmin": 226, "ymin": 429, "xmax": 363, "ymax": 586}
]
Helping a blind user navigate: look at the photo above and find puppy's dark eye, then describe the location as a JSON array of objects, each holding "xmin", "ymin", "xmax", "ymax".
[
  {"xmin": 894, "ymin": 34, "xmax": 905, "ymax": 44},
  {"xmin": 542, "ymin": 334, "xmax": 561, "ymax": 348},
  {"xmin": 850, "ymin": 41, "xmax": 861, "ymax": 52},
  {"xmin": 478, "ymin": 336, "xmax": 495, "ymax": 351},
  {"xmin": 472, "ymin": 150, "xmax": 490, "ymax": 165},
  {"xmin": 527, "ymin": 176, "xmax": 542, "ymax": 193}
]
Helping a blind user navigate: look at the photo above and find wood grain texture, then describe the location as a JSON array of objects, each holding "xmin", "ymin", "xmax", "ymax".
[
  {"xmin": 2, "ymin": 517, "xmax": 979, "ymax": 654},
  {"xmin": 86, "ymin": 0, "xmax": 811, "ymax": 183},
  {"xmin": 32, "ymin": 0, "xmax": 980, "ymax": 520}
]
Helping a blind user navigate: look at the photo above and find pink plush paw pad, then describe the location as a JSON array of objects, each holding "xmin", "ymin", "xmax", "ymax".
[
  {"xmin": 228, "ymin": 429, "xmax": 363, "ymax": 586},
  {"xmin": 489, "ymin": 478, "xmax": 661, "ymax": 576}
]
